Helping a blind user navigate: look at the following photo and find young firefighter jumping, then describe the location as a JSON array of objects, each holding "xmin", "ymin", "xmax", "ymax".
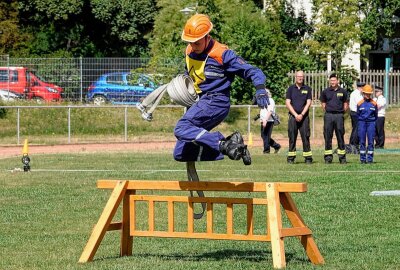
[
  {"xmin": 173, "ymin": 14, "xmax": 269, "ymax": 165},
  {"xmin": 357, "ymin": 85, "xmax": 378, "ymax": 164}
]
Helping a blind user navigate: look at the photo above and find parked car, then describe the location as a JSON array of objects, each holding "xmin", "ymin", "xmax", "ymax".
[
  {"xmin": 0, "ymin": 89, "xmax": 22, "ymax": 102},
  {"xmin": 0, "ymin": 67, "xmax": 63, "ymax": 102},
  {"xmin": 87, "ymin": 72, "xmax": 158, "ymax": 105}
]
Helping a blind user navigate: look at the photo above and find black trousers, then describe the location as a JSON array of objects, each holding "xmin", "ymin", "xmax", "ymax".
[
  {"xmin": 261, "ymin": 122, "xmax": 279, "ymax": 152},
  {"xmin": 349, "ymin": 111, "xmax": 359, "ymax": 146},
  {"xmin": 375, "ymin": 117, "xmax": 385, "ymax": 148},
  {"xmin": 287, "ymin": 114, "xmax": 312, "ymax": 161},
  {"xmin": 323, "ymin": 113, "xmax": 346, "ymax": 161}
]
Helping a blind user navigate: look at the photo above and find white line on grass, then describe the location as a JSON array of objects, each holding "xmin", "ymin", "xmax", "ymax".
[
  {"xmin": 7, "ymin": 169, "xmax": 400, "ymax": 174},
  {"xmin": 8, "ymin": 169, "xmax": 211, "ymax": 173}
]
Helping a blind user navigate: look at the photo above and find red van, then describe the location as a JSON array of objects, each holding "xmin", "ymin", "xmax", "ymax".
[{"xmin": 0, "ymin": 67, "xmax": 63, "ymax": 102}]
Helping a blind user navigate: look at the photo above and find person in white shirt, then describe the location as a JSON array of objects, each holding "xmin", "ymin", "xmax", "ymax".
[
  {"xmin": 373, "ymin": 85, "xmax": 387, "ymax": 148},
  {"xmin": 349, "ymin": 81, "xmax": 365, "ymax": 147},
  {"xmin": 259, "ymin": 92, "xmax": 281, "ymax": 154}
]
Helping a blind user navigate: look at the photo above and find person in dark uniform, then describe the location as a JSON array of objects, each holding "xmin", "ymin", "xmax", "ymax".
[
  {"xmin": 285, "ymin": 70, "xmax": 313, "ymax": 164},
  {"xmin": 320, "ymin": 73, "xmax": 349, "ymax": 164},
  {"xmin": 357, "ymin": 85, "xmax": 378, "ymax": 163}
]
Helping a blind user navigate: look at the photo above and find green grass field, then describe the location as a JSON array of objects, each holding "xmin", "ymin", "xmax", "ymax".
[{"xmin": 1, "ymin": 150, "xmax": 400, "ymax": 270}]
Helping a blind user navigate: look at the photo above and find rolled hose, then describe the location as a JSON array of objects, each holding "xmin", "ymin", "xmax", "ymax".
[
  {"xmin": 136, "ymin": 74, "xmax": 198, "ymax": 121},
  {"xmin": 167, "ymin": 74, "xmax": 198, "ymax": 107}
]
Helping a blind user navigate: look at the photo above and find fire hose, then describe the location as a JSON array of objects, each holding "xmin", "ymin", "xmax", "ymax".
[
  {"xmin": 136, "ymin": 74, "xmax": 198, "ymax": 121},
  {"xmin": 136, "ymin": 75, "xmax": 205, "ymax": 219}
]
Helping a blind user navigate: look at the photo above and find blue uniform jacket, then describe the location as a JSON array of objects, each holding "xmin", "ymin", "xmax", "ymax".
[
  {"xmin": 185, "ymin": 39, "xmax": 266, "ymax": 96},
  {"xmin": 357, "ymin": 99, "xmax": 378, "ymax": 122}
]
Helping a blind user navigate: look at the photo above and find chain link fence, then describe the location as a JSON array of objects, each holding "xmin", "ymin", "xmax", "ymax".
[{"xmin": 0, "ymin": 56, "xmax": 184, "ymax": 102}]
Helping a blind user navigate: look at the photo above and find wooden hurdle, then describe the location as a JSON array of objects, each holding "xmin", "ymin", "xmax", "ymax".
[{"xmin": 79, "ymin": 180, "xmax": 324, "ymax": 269}]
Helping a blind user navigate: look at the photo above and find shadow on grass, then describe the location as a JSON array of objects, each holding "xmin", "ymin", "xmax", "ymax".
[{"xmin": 97, "ymin": 249, "xmax": 309, "ymax": 264}]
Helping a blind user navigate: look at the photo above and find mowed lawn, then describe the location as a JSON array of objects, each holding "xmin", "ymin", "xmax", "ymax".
[{"xmin": 1, "ymin": 150, "xmax": 400, "ymax": 270}]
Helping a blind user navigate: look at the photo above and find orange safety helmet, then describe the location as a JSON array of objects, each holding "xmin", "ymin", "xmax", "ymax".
[
  {"xmin": 362, "ymin": 84, "xmax": 373, "ymax": 94},
  {"xmin": 181, "ymin": 14, "xmax": 213, "ymax": 42}
]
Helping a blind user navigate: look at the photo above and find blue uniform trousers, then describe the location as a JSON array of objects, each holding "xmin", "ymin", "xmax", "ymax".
[
  {"xmin": 173, "ymin": 94, "xmax": 230, "ymax": 162},
  {"xmin": 358, "ymin": 120, "xmax": 375, "ymax": 162}
]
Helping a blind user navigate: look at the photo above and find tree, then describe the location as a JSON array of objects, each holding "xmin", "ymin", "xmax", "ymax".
[
  {"xmin": 17, "ymin": 0, "xmax": 158, "ymax": 57},
  {"xmin": 360, "ymin": 0, "xmax": 400, "ymax": 50},
  {"xmin": 304, "ymin": 0, "xmax": 363, "ymax": 72},
  {"xmin": 0, "ymin": 0, "xmax": 31, "ymax": 56}
]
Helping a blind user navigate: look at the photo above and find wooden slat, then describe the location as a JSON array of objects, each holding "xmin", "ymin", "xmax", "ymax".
[
  {"xmin": 130, "ymin": 230, "xmax": 270, "ymax": 241},
  {"xmin": 207, "ymin": 203, "xmax": 213, "ymax": 234},
  {"xmin": 148, "ymin": 199, "xmax": 154, "ymax": 232},
  {"xmin": 168, "ymin": 201, "xmax": 174, "ymax": 233},
  {"xmin": 246, "ymin": 203, "xmax": 253, "ymax": 236},
  {"xmin": 107, "ymin": 222, "xmax": 122, "ymax": 231},
  {"xmin": 131, "ymin": 195, "xmax": 268, "ymax": 205},
  {"xmin": 97, "ymin": 180, "xmax": 307, "ymax": 193},
  {"xmin": 79, "ymin": 180, "xmax": 128, "ymax": 263},
  {"xmin": 281, "ymin": 227, "xmax": 312, "ymax": 237},
  {"xmin": 227, "ymin": 203, "xmax": 233, "ymax": 235},
  {"xmin": 188, "ymin": 202, "xmax": 194, "ymax": 233}
]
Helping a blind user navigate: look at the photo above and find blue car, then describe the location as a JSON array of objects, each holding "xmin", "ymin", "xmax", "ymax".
[{"xmin": 87, "ymin": 72, "xmax": 158, "ymax": 105}]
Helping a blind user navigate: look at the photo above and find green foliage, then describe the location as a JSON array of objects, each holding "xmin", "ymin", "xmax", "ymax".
[
  {"xmin": 15, "ymin": 0, "xmax": 157, "ymax": 57},
  {"xmin": 0, "ymin": 0, "xmax": 31, "ymax": 56},
  {"xmin": 304, "ymin": 0, "xmax": 363, "ymax": 71},
  {"xmin": 337, "ymin": 66, "xmax": 359, "ymax": 92},
  {"xmin": 360, "ymin": 0, "xmax": 400, "ymax": 44}
]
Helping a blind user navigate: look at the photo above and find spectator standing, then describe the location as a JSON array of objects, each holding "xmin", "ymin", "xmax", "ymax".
[
  {"xmin": 173, "ymin": 14, "xmax": 269, "ymax": 165},
  {"xmin": 285, "ymin": 70, "xmax": 313, "ymax": 164},
  {"xmin": 373, "ymin": 85, "xmax": 386, "ymax": 148},
  {"xmin": 320, "ymin": 74, "xmax": 349, "ymax": 164},
  {"xmin": 259, "ymin": 92, "xmax": 281, "ymax": 154},
  {"xmin": 349, "ymin": 81, "xmax": 365, "ymax": 148},
  {"xmin": 357, "ymin": 85, "xmax": 378, "ymax": 163}
]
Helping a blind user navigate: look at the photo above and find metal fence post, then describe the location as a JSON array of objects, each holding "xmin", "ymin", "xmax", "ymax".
[
  {"xmin": 17, "ymin": 107, "xmax": 20, "ymax": 145},
  {"xmin": 80, "ymin": 56, "xmax": 83, "ymax": 103},
  {"xmin": 312, "ymin": 105, "xmax": 315, "ymax": 138},
  {"xmin": 68, "ymin": 107, "xmax": 71, "ymax": 144},
  {"xmin": 124, "ymin": 107, "xmax": 128, "ymax": 142}
]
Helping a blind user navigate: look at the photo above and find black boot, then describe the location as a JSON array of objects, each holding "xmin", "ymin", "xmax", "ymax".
[{"xmin": 219, "ymin": 131, "xmax": 251, "ymax": 165}]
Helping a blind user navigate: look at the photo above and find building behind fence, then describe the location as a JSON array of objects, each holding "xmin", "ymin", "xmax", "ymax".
[{"xmin": 1, "ymin": 55, "xmax": 399, "ymax": 105}]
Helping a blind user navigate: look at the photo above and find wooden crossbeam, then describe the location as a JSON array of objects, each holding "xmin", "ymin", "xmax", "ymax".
[{"xmin": 97, "ymin": 180, "xmax": 307, "ymax": 193}]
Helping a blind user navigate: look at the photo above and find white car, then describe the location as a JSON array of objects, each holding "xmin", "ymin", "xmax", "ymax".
[{"xmin": 0, "ymin": 89, "xmax": 21, "ymax": 102}]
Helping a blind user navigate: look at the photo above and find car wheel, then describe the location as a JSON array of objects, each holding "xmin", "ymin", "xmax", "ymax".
[
  {"xmin": 33, "ymin": 97, "xmax": 44, "ymax": 104},
  {"xmin": 93, "ymin": 95, "xmax": 107, "ymax": 105}
]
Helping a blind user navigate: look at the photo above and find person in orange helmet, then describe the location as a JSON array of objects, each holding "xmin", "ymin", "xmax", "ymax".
[
  {"xmin": 173, "ymin": 14, "xmax": 269, "ymax": 165},
  {"xmin": 357, "ymin": 84, "xmax": 378, "ymax": 164}
]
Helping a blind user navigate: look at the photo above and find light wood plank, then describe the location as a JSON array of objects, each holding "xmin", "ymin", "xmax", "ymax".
[
  {"xmin": 267, "ymin": 183, "xmax": 286, "ymax": 269},
  {"xmin": 97, "ymin": 180, "xmax": 307, "ymax": 193},
  {"xmin": 227, "ymin": 203, "xmax": 233, "ymax": 235},
  {"xmin": 79, "ymin": 180, "xmax": 128, "ymax": 263},
  {"xmin": 207, "ymin": 203, "xmax": 213, "ymax": 234},
  {"xmin": 168, "ymin": 201, "xmax": 174, "ymax": 233},
  {"xmin": 246, "ymin": 203, "xmax": 253, "ymax": 236},
  {"xmin": 280, "ymin": 192, "xmax": 325, "ymax": 265},
  {"xmin": 121, "ymin": 190, "xmax": 134, "ymax": 256}
]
